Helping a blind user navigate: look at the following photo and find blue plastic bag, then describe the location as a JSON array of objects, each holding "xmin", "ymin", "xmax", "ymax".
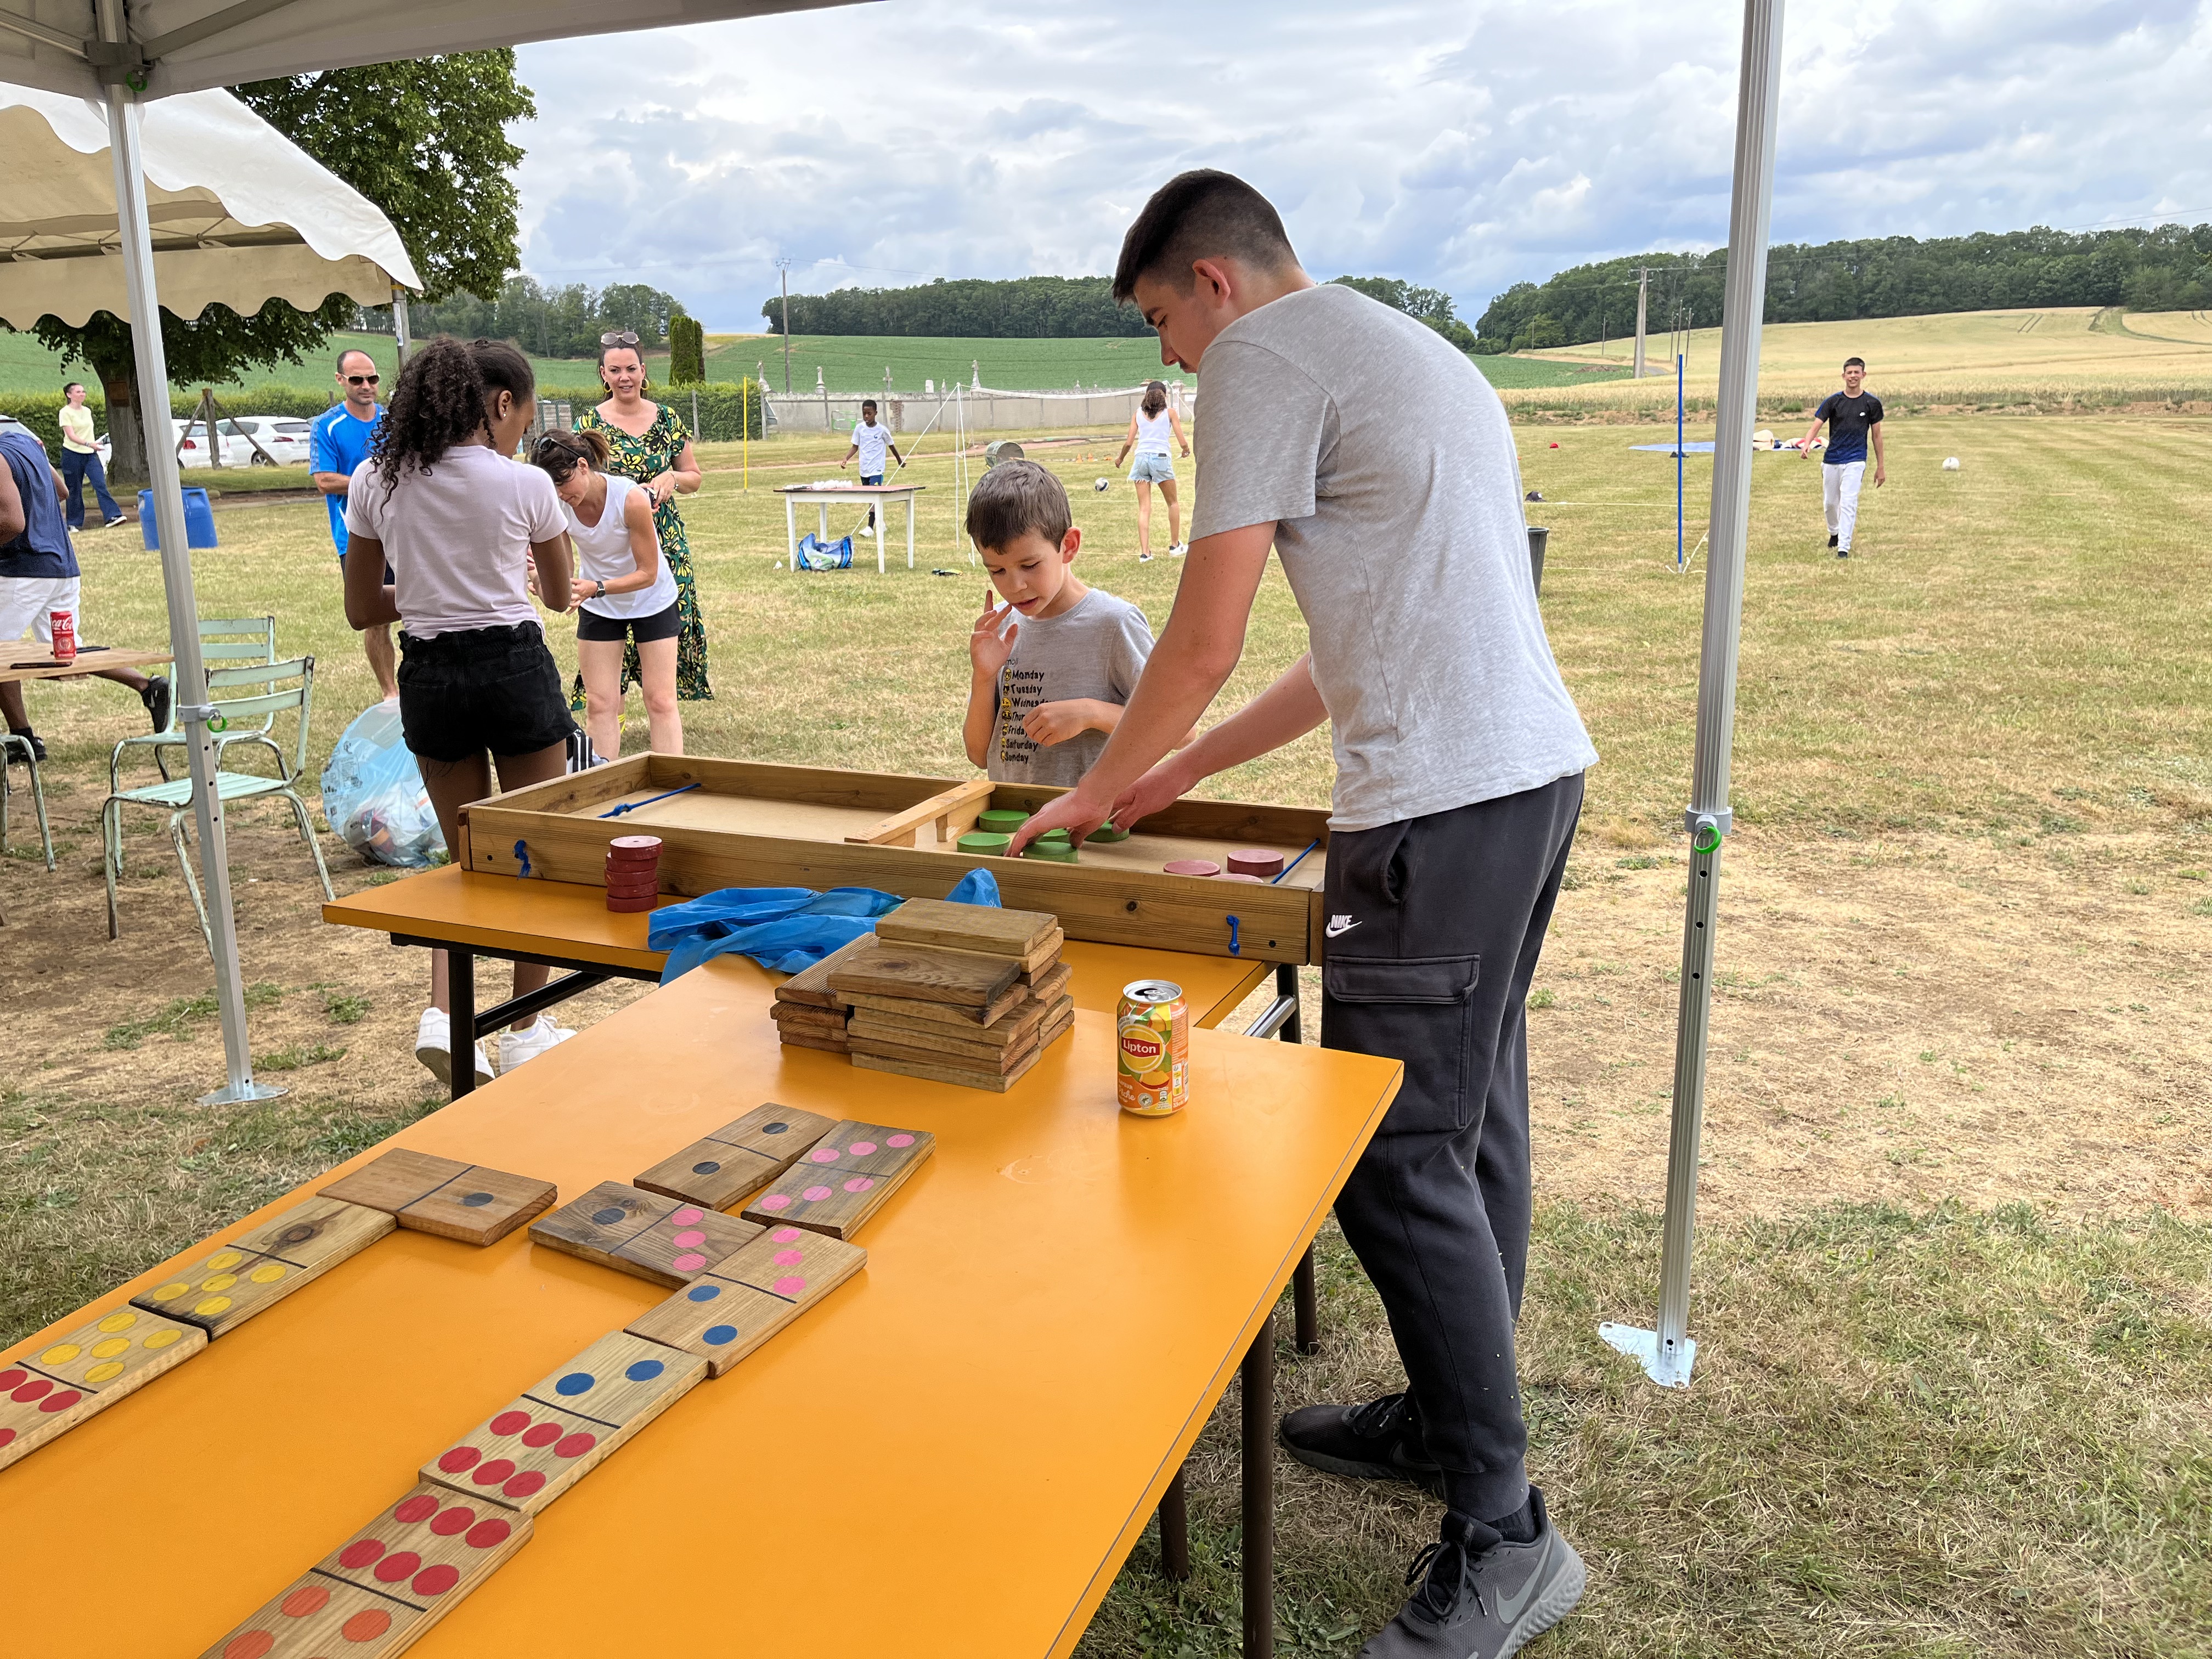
[
  {"xmin": 794, "ymin": 532, "xmax": 853, "ymax": 571},
  {"xmin": 647, "ymin": 869, "xmax": 1001, "ymax": 983},
  {"xmin": 319, "ymin": 701, "xmax": 446, "ymax": 867}
]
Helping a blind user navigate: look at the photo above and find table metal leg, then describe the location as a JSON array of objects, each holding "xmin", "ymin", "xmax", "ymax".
[
  {"xmin": 1158, "ymin": 1462, "xmax": 1190, "ymax": 1581},
  {"xmin": 877, "ymin": 495, "xmax": 886, "ymax": 574},
  {"xmin": 1242, "ymin": 1312, "xmax": 1274, "ymax": 1659},
  {"xmin": 1293, "ymin": 1250, "xmax": 1319, "ymax": 1356},
  {"xmin": 785, "ymin": 493, "xmax": 797, "ymax": 574},
  {"xmin": 1273, "ymin": 962, "xmax": 1302, "ymax": 1045},
  {"xmin": 906, "ymin": 493, "xmax": 916, "ymax": 569},
  {"xmin": 448, "ymin": 946, "xmax": 476, "ymax": 1103}
]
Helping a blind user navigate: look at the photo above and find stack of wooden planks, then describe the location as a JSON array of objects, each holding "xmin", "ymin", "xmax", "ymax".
[{"xmin": 769, "ymin": 899, "xmax": 1073, "ymax": 1091}]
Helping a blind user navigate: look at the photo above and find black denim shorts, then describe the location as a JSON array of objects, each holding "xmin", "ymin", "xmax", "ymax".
[
  {"xmin": 576, "ymin": 598, "xmax": 681, "ymax": 645},
  {"xmin": 396, "ymin": 621, "xmax": 572, "ymax": 763}
]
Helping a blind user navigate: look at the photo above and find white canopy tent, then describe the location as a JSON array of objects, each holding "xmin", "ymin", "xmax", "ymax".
[
  {"xmin": 0, "ymin": 83, "xmax": 419, "ymax": 329},
  {"xmin": 0, "ymin": 0, "xmax": 1775, "ymax": 1388}
]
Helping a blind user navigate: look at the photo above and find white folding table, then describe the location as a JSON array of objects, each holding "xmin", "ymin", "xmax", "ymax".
[{"xmin": 776, "ymin": 481, "xmax": 926, "ymax": 573}]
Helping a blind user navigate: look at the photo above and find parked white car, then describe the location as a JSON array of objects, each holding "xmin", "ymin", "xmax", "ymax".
[
  {"xmin": 229, "ymin": 415, "xmax": 314, "ymax": 467},
  {"xmin": 172, "ymin": 417, "xmax": 248, "ymax": 469}
]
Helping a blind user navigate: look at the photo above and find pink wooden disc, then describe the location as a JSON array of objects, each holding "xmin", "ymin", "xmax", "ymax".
[
  {"xmin": 610, "ymin": 836, "xmax": 663, "ymax": 854},
  {"xmin": 1163, "ymin": 859, "xmax": 1220, "ymax": 877},
  {"xmin": 605, "ymin": 894, "xmax": 658, "ymax": 913},
  {"xmin": 1215, "ymin": 872, "xmax": 1265, "ymax": 883},
  {"xmin": 1226, "ymin": 848, "xmax": 1284, "ymax": 878}
]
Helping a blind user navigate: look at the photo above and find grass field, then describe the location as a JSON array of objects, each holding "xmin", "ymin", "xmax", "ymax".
[
  {"xmin": 1519, "ymin": 306, "xmax": 2212, "ymax": 416},
  {"xmin": 3, "ymin": 411, "xmax": 2208, "ymax": 1655}
]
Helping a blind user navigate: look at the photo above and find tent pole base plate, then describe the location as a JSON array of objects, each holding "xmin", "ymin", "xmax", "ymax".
[
  {"xmin": 1599, "ymin": 1322, "xmax": 1697, "ymax": 1389},
  {"xmin": 199, "ymin": 1079, "xmax": 286, "ymax": 1107}
]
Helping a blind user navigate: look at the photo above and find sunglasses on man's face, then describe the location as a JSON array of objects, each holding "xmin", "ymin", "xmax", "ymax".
[{"xmin": 346, "ymin": 374, "xmax": 380, "ymax": 386}]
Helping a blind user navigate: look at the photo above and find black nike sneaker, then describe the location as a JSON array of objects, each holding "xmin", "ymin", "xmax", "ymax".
[
  {"xmin": 140, "ymin": 674, "xmax": 172, "ymax": 733},
  {"xmin": 6, "ymin": 729, "xmax": 44, "ymax": 764},
  {"xmin": 1358, "ymin": 1489, "xmax": 1586, "ymax": 1658},
  {"xmin": 1279, "ymin": 1391, "xmax": 1443, "ymax": 1496},
  {"xmin": 1827, "ymin": 532, "xmax": 1839, "ymax": 549}
]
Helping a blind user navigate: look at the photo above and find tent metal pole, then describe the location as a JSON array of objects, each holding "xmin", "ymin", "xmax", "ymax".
[
  {"xmin": 1599, "ymin": 0, "xmax": 1780, "ymax": 1389},
  {"xmin": 104, "ymin": 86, "xmax": 281, "ymax": 1107}
]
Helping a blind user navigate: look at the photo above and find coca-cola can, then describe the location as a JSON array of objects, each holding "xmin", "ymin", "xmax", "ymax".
[{"xmin": 48, "ymin": 610, "xmax": 76, "ymax": 663}]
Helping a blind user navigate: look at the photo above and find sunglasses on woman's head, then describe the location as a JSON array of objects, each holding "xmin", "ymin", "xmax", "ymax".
[
  {"xmin": 346, "ymin": 374, "xmax": 380, "ymax": 385},
  {"xmin": 600, "ymin": 331, "xmax": 640, "ymax": 348}
]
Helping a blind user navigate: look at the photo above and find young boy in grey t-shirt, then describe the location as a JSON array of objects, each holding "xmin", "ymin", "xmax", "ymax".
[{"xmin": 961, "ymin": 460, "xmax": 1180, "ymax": 786}]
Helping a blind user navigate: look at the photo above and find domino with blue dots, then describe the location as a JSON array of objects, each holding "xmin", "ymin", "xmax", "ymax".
[
  {"xmin": 419, "ymin": 1331, "xmax": 707, "ymax": 1515},
  {"xmin": 626, "ymin": 1226, "xmax": 867, "ymax": 1378}
]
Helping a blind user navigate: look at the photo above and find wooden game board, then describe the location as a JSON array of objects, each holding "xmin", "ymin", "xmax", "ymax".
[{"xmin": 456, "ymin": 757, "xmax": 1331, "ymax": 964}]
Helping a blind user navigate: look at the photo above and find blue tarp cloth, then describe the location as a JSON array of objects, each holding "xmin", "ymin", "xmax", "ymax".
[{"xmin": 646, "ymin": 868, "xmax": 1002, "ymax": 983}]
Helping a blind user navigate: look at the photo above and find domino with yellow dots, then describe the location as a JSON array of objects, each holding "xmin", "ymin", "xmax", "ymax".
[
  {"xmin": 131, "ymin": 1195, "xmax": 395, "ymax": 1337},
  {"xmin": 0, "ymin": 1306, "xmax": 206, "ymax": 1472}
]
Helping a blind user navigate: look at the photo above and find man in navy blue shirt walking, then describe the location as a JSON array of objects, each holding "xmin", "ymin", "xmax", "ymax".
[
  {"xmin": 311, "ymin": 348, "xmax": 393, "ymax": 696},
  {"xmin": 1798, "ymin": 356, "xmax": 1885, "ymax": 557}
]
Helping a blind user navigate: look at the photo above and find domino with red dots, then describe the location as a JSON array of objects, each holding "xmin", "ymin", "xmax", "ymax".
[
  {"xmin": 199, "ymin": 1481, "xmax": 530, "ymax": 1658},
  {"xmin": 625, "ymin": 1224, "xmax": 867, "ymax": 1377},
  {"xmin": 421, "ymin": 1330, "xmax": 708, "ymax": 1516},
  {"xmin": 738, "ymin": 1121, "xmax": 936, "ymax": 1240},
  {"xmin": 632, "ymin": 1101, "xmax": 837, "ymax": 1213},
  {"xmin": 527, "ymin": 1181, "xmax": 763, "ymax": 1288},
  {"xmin": 131, "ymin": 1197, "xmax": 396, "ymax": 1337},
  {"xmin": 0, "ymin": 1305, "xmax": 205, "ymax": 1472}
]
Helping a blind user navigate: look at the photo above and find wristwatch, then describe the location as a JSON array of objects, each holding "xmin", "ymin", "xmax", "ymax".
[{"xmin": 594, "ymin": 579, "xmax": 606, "ymax": 599}]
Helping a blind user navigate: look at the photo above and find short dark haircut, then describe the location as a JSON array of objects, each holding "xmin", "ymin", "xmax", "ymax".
[
  {"xmin": 966, "ymin": 459, "xmax": 1070, "ymax": 551},
  {"xmin": 337, "ymin": 347, "xmax": 376, "ymax": 374},
  {"xmin": 861, "ymin": 399, "xmax": 877, "ymax": 413},
  {"xmin": 1112, "ymin": 170, "xmax": 1298, "ymax": 303},
  {"xmin": 1843, "ymin": 356, "xmax": 1866, "ymax": 370}
]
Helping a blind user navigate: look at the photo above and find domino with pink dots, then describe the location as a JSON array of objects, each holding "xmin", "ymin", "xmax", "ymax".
[
  {"xmin": 626, "ymin": 1224, "xmax": 867, "ymax": 1376},
  {"xmin": 738, "ymin": 1121, "xmax": 935, "ymax": 1240},
  {"xmin": 526, "ymin": 1181, "xmax": 762, "ymax": 1288}
]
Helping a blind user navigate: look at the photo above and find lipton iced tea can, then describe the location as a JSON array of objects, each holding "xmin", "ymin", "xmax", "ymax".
[
  {"xmin": 1118, "ymin": 979, "xmax": 1189, "ymax": 1116},
  {"xmin": 48, "ymin": 610, "xmax": 75, "ymax": 663}
]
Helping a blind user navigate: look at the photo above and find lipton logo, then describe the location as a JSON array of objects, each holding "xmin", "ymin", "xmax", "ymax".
[{"xmin": 1121, "ymin": 1031, "xmax": 1164, "ymax": 1063}]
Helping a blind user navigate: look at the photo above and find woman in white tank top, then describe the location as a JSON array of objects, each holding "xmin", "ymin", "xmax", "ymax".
[
  {"xmin": 530, "ymin": 428, "xmax": 683, "ymax": 758},
  {"xmin": 1112, "ymin": 379, "xmax": 1190, "ymax": 561}
]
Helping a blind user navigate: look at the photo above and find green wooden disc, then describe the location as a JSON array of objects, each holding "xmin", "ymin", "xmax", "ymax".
[
  {"xmin": 957, "ymin": 831, "xmax": 1013, "ymax": 855},
  {"xmin": 1085, "ymin": 821, "xmax": 1131, "ymax": 843},
  {"xmin": 977, "ymin": 809, "xmax": 1030, "ymax": 833},
  {"xmin": 1024, "ymin": 843, "xmax": 1080, "ymax": 862},
  {"xmin": 1034, "ymin": 828, "xmax": 1073, "ymax": 848}
]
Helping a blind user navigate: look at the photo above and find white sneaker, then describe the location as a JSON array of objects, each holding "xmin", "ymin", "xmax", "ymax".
[
  {"xmin": 1137, "ymin": 551, "xmax": 1155, "ymax": 562},
  {"xmin": 416, "ymin": 1007, "xmax": 492, "ymax": 1086},
  {"xmin": 1169, "ymin": 542, "xmax": 1188, "ymax": 557},
  {"xmin": 859, "ymin": 523, "xmax": 876, "ymax": 537},
  {"xmin": 498, "ymin": 1015, "xmax": 575, "ymax": 1074}
]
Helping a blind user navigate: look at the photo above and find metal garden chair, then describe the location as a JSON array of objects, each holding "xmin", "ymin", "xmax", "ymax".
[
  {"xmin": 101, "ymin": 655, "xmax": 333, "ymax": 950},
  {"xmin": 1, "ymin": 732, "xmax": 55, "ymax": 870},
  {"xmin": 110, "ymin": 614, "xmax": 280, "ymax": 788}
]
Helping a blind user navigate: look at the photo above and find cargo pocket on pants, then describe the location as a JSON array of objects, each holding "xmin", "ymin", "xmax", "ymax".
[{"xmin": 1323, "ymin": 955, "xmax": 1480, "ymax": 1135}]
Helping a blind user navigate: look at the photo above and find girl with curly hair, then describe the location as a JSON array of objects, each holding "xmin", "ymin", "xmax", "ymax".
[{"xmin": 341, "ymin": 335, "xmax": 580, "ymax": 1085}]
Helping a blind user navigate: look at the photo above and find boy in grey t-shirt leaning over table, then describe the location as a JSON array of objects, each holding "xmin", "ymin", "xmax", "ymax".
[
  {"xmin": 1009, "ymin": 171, "xmax": 1597, "ymax": 1659},
  {"xmin": 961, "ymin": 459, "xmax": 1186, "ymax": 786}
]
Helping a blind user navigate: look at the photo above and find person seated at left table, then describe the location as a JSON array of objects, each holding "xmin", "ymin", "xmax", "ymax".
[
  {"xmin": 0, "ymin": 421, "xmax": 170, "ymax": 763},
  {"xmin": 340, "ymin": 335, "xmax": 582, "ymax": 1086}
]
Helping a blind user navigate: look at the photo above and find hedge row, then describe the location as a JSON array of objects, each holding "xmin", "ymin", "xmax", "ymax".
[{"xmin": 1, "ymin": 377, "xmax": 765, "ymax": 454}]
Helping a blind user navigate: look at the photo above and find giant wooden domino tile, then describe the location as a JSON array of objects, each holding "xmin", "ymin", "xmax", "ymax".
[
  {"xmin": 528, "ymin": 1182, "xmax": 763, "ymax": 1287},
  {"xmin": 738, "ymin": 1121, "xmax": 935, "ymax": 1240},
  {"xmin": 199, "ymin": 1481, "xmax": 530, "ymax": 1658},
  {"xmin": 320, "ymin": 1148, "xmax": 557, "ymax": 1247},
  {"xmin": 421, "ymin": 1331, "xmax": 708, "ymax": 1515},
  {"xmin": 0, "ymin": 1306, "xmax": 205, "ymax": 1472},
  {"xmin": 625, "ymin": 1224, "xmax": 866, "ymax": 1377},
  {"xmin": 130, "ymin": 1197, "xmax": 395, "ymax": 1336},
  {"xmin": 631, "ymin": 1101, "xmax": 837, "ymax": 1212}
]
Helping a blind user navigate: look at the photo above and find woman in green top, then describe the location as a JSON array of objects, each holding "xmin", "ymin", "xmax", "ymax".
[{"xmin": 571, "ymin": 333, "xmax": 710, "ymax": 708}]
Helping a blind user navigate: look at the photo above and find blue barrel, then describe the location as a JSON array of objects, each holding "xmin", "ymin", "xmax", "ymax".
[{"xmin": 137, "ymin": 487, "xmax": 218, "ymax": 550}]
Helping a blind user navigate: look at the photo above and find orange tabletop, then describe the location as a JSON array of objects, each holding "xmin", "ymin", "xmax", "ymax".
[
  {"xmin": 324, "ymin": 866, "xmax": 1274, "ymax": 1028},
  {"xmin": 0, "ymin": 952, "xmax": 1398, "ymax": 1657}
]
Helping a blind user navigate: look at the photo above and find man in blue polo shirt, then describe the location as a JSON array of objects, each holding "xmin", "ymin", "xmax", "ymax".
[
  {"xmin": 1798, "ymin": 355, "xmax": 1886, "ymax": 558},
  {"xmin": 1, "ymin": 424, "xmax": 169, "ymax": 760},
  {"xmin": 312, "ymin": 347, "xmax": 393, "ymax": 696}
]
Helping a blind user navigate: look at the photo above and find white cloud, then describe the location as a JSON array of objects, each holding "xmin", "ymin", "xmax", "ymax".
[{"xmin": 508, "ymin": 0, "xmax": 2212, "ymax": 332}]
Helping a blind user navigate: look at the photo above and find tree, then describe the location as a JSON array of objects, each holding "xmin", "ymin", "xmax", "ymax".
[
  {"xmin": 1329, "ymin": 275, "xmax": 1480, "ymax": 352},
  {"xmin": 18, "ymin": 54, "xmax": 534, "ymax": 482},
  {"xmin": 666, "ymin": 317, "xmax": 707, "ymax": 385}
]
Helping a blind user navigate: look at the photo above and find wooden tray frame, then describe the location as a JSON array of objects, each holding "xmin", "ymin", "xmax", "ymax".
[{"xmin": 460, "ymin": 755, "xmax": 1330, "ymax": 964}]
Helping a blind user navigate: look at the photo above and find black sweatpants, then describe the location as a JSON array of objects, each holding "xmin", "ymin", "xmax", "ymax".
[{"xmin": 1321, "ymin": 771, "xmax": 1584, "ymax": 1523}]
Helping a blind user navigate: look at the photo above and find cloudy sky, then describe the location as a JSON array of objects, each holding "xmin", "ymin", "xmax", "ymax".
[{"xmin": 508, "ymin": 0, "xmax": 2212, "ymax": 332}]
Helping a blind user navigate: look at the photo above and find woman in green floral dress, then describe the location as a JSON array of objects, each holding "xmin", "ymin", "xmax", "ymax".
[{"xmin": 570, "ymin": 335, "xmax": 711, "ymax": 710}]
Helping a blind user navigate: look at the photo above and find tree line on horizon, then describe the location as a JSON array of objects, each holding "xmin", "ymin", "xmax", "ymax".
[
  {"xmin": 373, "ymin": 277, "xmax": 691, "ymax": 360},
  {"xmin": 1474, "ymin": 223, "xmax": 2212, "ymax": 352}
]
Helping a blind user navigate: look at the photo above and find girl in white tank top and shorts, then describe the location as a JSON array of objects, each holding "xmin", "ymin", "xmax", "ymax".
[
  {"xmin": 1113, "ymin": 379, "xmax": 1190, "ymax": 561},
  {"xmin": 530, "ymin": 427, "xmax": 683, "ymax": 759}
]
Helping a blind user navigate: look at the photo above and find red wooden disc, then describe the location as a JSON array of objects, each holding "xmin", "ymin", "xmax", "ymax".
[
  {"xmin": 609, "ymin": 836, "xmax": 663, "ymax": 854},
  {"xmin": 605, "ymin": 894, "xmax": 659, "ymax": 913},
  {"xmin": 603, "ymin": 878, "xmax": 660, "ymax": 897},
  {"xmin": 1226, "ymin": 848, "xmax": 1285, "ymax": 878}
]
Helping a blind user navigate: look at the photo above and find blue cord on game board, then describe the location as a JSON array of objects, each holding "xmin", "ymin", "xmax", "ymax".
[
  {"xmin": 513, "ymin": 839, "xmax": 532, "ymax": 877},
  {"xmin": 599, "ymin": 783, "xmax": 703, "ymax": 819},
  {"xmin": 1227, "ymin": 915, "xmax": 1240, "ymax": 956},
  {"xmin": 1271, "ymin": 840, "xmax": 1320, "ymax": 884}
]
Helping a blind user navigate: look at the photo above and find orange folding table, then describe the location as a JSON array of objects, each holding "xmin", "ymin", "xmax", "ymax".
[{"xmin": 0, "ymin": 949, "xmax": 1400, "ymax": 1658}]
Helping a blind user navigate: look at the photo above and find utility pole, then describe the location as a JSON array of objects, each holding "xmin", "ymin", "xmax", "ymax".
[
  {"xmin": 778, "ymin": 259, "xmax": 792, "ymax": 394},
  {"xmin": 1633, "ymin": 266, "xmax": 1650, "ymax": 380}
]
